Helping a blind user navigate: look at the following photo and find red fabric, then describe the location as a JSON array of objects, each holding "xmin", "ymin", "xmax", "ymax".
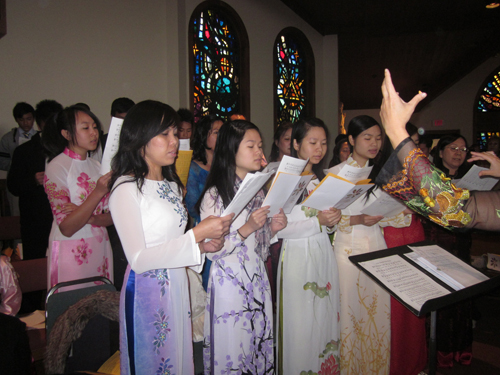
[{"xmin": 384, "ymin": 215, "xmax": 428, "ymax": 375}]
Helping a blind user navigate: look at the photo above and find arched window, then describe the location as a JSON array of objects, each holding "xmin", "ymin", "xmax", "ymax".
[
  {"xmin": 477, "ymin": 68, "xmax": 500, "ymax": 112},
  {"xmin": 273, "ymin": 28, "xmax": 315, "ymax": 128},
  {"xmin": 189, "ymin": 1, "xmax": 249, "ymax": 122},
  {"xmin": 473, "ymin": 66, "xmax": 500, "ymax": 149}
]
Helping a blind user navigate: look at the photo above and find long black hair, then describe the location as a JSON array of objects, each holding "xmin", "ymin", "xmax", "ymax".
[
  {"xmin": 290, "ymin": 118, "xmax": 329, "ymax": 181},
  {"xmin": 328, "ymin": 135, "xmax": 349, "ymax": 168},
  {"xmin": 191, "ymin": 114, "xmax": 223, "ymax": 165},
  {"xmin": 269, "ymin": 122, "xmax": 292, "ymax": 162},
  {"xmin": 195, "ymin": 120, "xmax": 262, "ymax": 213},
  {"xmin": 41, "ymin": 105, "xmax": 102, "ymax": 162},
  {"xmin": 347, "ymin": 115, "xmax": 386, "ymax": 182},
  {"xmin": 109, "ymin": 100, "xmax": 182, "ymax": 194}
]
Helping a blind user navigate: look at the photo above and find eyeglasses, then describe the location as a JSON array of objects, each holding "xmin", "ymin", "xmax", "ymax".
[{"xmin": 446, "ymin": 146, "xmax": 468, "ymax": 153}]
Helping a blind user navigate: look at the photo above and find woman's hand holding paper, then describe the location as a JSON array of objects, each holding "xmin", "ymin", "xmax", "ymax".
[
  {"xmin": 270, "ymin": 208, "xmax": 288, "ymax": 236},
  {"xmin": 318, "ymin": 207, "xmax": 342, "ymax": 227}
]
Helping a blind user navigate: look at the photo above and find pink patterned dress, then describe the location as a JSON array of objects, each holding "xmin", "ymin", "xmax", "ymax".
[{"xmin": 44, "ymin": 148, "xmax": 113, "ymax": 290}]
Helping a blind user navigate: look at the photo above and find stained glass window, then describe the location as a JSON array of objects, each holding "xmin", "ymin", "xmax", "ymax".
[
  {"xmin": 477, "ymin": 69, "xmax": 500, "ymax": 112},
  {"xmin": 274, "ymin": 28, "xmax": 315, "ymax": 127},
  {"xmin": 190, "ymin": 3, "xmax": 249, "ymax": 122}
]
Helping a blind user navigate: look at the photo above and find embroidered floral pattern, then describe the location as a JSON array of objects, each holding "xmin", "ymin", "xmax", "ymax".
[
  {"xmin": 76, "ymin": 172, "xmax": 96, "ymax": 203},
  {"xmin": 382, "ymin": 146, "xmax": 471, "ymax": 228},
  {"xmin": 318, "ymin": 354, "xmax": 340, "ymax": 375},
  {"xmin": 340, "ymin": 274, "xmax": 389, "ymax": 374},
  {"xmin": 302, "ymin": 206, "xmax": 320, "ymax": 218},
  {"xmin": 97, "ymin": 256, "xmax": 109, "ymax": 279},
  {"xmin": 300, "ymin": 341, "xmax": 341, "ymax": 375},
  {"xmin": 338, "ymin": 215, "xmax": 353, "ymax": 234},
  {"xmin": 203, "ymin": 194, "xmax": 274, "ymax": 374},
  {"xmin": 72, "ymin": 239, "xmax": 92, "ymax": 265},
  {"xmin": 303, "ymin": 281, "xmax": 332, "ymax": 298},
  {"xmin": 143, "ymin": 269, "xmax": 170, "ymax": 297},
  {"xmin": 44, "ymin": 169, "xmax": 108, "ymax": 225},
  {"xmin": 157, "ymin": 182, "xmax": 187, "ymax": 227},
  {"xmin": 153, "ymin": 308, "xmax": 171, "ymax": 354},
  {"xmin": 44, "ymin": 179, "xmax": 71, "ymax": 225},
  {"xmin": 156, "ymin": 357, "xmax": 174, "ymax": 375}
]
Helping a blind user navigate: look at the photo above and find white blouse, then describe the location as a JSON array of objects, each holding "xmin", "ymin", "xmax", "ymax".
[{"xmin": 109, "ymin": 176, "xmax": 203, "ymax": 274}]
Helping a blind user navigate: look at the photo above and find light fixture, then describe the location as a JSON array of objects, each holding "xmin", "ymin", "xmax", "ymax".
[{"xmin": 486, "ymin": 2, "xmax": 500, "ymax": 9}]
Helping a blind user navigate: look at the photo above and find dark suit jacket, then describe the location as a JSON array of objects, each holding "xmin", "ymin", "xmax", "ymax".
[{"xmin": 7, "ymin": 133, "xmax": 53, "ymax": 259}]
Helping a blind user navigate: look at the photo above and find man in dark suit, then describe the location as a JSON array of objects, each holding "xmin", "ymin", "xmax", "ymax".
[{"xmin": 7, "ymin": 100, "xmax": 63, "ymax": 260}]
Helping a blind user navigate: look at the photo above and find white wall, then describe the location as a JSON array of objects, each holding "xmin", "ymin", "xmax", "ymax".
[
  {"xmin": 344, "ymin": 55, "xmax": 500, "ymax": 144},
  {"xmin": 0, "ymin": 0, "xmax": 339, "ymax": 174},
  {"xmin": 0, "ymin": 0, "xmax": 172, "ymax": 132}
]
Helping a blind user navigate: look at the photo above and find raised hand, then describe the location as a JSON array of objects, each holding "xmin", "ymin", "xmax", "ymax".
[{"xmin": 380, "ymin": 69, "xmax": 427, "ymax": 148}]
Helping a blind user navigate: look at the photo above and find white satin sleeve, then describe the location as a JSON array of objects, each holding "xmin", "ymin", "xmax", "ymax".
[{"xmin": 109, "ymin": 181, "xmax": 202, "ymax": 274}]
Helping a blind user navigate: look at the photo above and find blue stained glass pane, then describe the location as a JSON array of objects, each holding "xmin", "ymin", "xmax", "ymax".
[
  {"xmin": 275, "ymin": 32, "xmax": 308, "ymax": 124},
  {"xmin": 477, "ymin": 72, "xmax": 500, "ymax": 113},
  {"xmin": 192, "ymin": 6, "xmax": 240, "ymax": 120}
]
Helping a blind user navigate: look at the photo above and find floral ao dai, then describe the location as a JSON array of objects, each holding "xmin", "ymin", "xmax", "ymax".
[
  {"xmin": 44, "ymin": 148, "xmax": 112, "ymax": 290},
  {"xmin": 110, "ymin": 177, "xmax": 204, "ymax": 375},
  {"xmin": 200, "ymin": 187, "xmax": 275, "ymax": 375}
]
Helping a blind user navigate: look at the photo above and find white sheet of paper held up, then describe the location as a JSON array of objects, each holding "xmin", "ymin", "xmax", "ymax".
[
  {"xmin": 178, "ymin": 139, "xmax": 190, "ymax": 151},
  {"xmin": 454, "ymin": 165, "xmax": 499, "ymax": 191},
  {"xmin": 100, "ymin": 117, "xmax": 124, "ymax": 175},
  {"xmin": 335, "ymin": 164, "xmax": 373, "ymax": 183},
  {"xmin": 222, "ymin": 170, "xmax": 274, "ymax": 219}
]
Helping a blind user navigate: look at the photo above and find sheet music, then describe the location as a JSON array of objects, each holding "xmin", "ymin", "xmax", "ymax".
[
  {"xmin": 407, "ymin": 245, "xmax": 489, "ymax": 288},
  {"xmin": 100, "ymin": 117, "xmax": 124, "ymax": 175},
  {"xmin": 359, "ymin": 255, "xmax": 450, "ymax": 312},
  {"xmin": 454, "ymin": 165, "xmax": 499, "ymax": 191}
]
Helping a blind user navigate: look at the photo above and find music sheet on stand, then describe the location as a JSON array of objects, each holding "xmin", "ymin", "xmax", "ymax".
[
  {"xmin": 407, "ymin": 245, "xmax": 489, "ymax": 288},
  {"xmin": 359, "ymin": 255, "xmax": 450, "ymax": 312}
]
